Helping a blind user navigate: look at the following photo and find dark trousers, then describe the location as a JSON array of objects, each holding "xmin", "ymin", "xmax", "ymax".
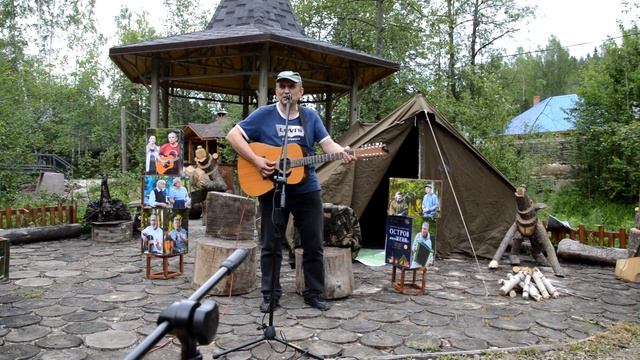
[{"xmin": 258, "ymin": 190, "xmax": 325, "ymax": 300}]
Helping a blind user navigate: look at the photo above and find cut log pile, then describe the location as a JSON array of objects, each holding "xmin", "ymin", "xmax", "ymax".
[{"xmin": 498, "ymin": 266, "xmax": 560, "ymax": 301}]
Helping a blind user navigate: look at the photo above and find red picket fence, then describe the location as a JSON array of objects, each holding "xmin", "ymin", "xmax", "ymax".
[
  {"xmin": 1, "ymin": 204, "xmax": 77, "ymax": 229},
  {"xmin": 547, "ymin": 224, "xmax": 627, "ymax": 249}
]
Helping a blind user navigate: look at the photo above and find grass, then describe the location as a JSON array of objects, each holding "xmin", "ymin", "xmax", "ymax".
[
  {"xmin": 21, "ymin": 289, "xmax": 43, "ymax": 299},
  {"xmin": 535, "ymin": 185, "xmax": 636, "ymax": 232},
  {"xmin": 407, "ymin": 322, "xmax": 640, "ymax": 359}
]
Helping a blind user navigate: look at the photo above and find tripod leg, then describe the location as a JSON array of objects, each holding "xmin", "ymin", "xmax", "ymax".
[
  {"xmin": 271, "ymin": 337, "xmax": 323, "ymax": 360},
  {"xmin": 212, "ymin": 336, "xmax": 266, "ymax": 359}
]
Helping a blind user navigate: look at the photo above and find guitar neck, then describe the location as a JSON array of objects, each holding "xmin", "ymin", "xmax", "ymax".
[{"xmin": 289, "ymin": 150, "xmax": 353, "ymax": 168}]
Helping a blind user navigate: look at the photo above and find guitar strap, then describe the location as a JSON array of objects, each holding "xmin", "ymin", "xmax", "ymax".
[{"xmin": 297, "ymin": 106, "xmax": 309, "ymax": 151}]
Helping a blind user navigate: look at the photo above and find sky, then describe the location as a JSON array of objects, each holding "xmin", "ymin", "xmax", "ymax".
[{"xmin": 95, "ymin": 0, "xmax": 638, "ymax": 59}]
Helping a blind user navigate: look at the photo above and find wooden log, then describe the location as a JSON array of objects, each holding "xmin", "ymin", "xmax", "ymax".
[
  {"xmin": 0, "ymin": 224, "xmax": 81, "ymax": 244},
  {"xmin": 192, "ymin": 238, "xmax": 257, "ymax": 295},
  {"xmin": 295, "ymin": 247, "xmax": 353, "ymax": 299},
  {"xmin": 538, "ymin": 270, "xmax": 560, "ymax": 298},
  {"xmin": 499, "ymin": 272, "xmax": 524, "ymax": 295},
  {"xmin": 489, "ymin": 222, "xmax": 517, "ymax": 269},
  {"xmin": 515, "ymin": 187, "xmax": 537, "ymax": 237},
  {"xmin": 531, "ymin": 268, "xmax": 550, "ymax": 299},
  {"xmin": 534, "ymin": 221, "xmax": 565, "ymax": 277},
  {"xmin": 519, "ymin": 279, "xmax": 542, "ymax": 301},
  {"xmin": 204, "ymin": 192, "xmax": 257, "ymax": 240},
  {"xmin": 557, "ymin": 238, "xmax": 629, "ymax": 266},
  {"xmin": 522, "ymin": 270, "xmax": 532, "ymax": 299}
]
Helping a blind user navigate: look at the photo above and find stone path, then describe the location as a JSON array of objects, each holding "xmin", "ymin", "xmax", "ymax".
[{"xmin": 1, "ymin": 220, "xmax": 639, "ymax": 359}]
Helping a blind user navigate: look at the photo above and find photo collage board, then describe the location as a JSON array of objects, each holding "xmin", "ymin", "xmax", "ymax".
[
  {"xmin": 140, "ymin": 128, "xmax": 190, "ymax": 256},
  {"xmin": 385, "ymin": 177, "xmax": 442, "ymax": 269}
]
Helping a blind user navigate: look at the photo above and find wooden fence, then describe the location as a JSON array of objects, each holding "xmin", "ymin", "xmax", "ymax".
[
  {"xmin": 1, "ymin": 204, "xmax": 77, "ymax": 229},
  {"xmin": 548, "ymin": 224, "xmax": 627, "ymax": 249}
]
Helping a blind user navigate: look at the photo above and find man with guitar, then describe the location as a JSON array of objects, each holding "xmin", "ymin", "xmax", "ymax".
[
  {"xmin": 158, "ymin": 131, "xmax": 181, "ymax": 175},
  {"xmin": 226, "ymin": 71, "xmax": 356, "ymax": 312}
]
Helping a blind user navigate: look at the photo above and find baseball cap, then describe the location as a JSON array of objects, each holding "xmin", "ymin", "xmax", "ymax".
[{"xmin": 276, "ymin": 71, "xmax": 302, "ymax": 83}]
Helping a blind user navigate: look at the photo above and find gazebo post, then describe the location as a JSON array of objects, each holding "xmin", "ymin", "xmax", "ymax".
[
  {"xmin": 150, "ymin": 57, "xmax": 160, "ymax": 128},
  {"xmin": 349, "ymin": 73, "xmax": 358, "ymax": 125},
  {"xmin": 325, "ymin": 92, "xmax": 333, "ymax": 134},
  {"xmin": 258, "ymin": 46, "xmax": 269, "ymax": 106},
  {"xmin": 162, "ymin": 85, "xmax": 169, "ymax": 128}
]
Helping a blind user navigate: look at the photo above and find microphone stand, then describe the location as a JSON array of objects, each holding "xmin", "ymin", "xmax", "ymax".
[
  {"xmin": 213, "ymin": 94, "xmax": 321, "ymax": 359},
  {"xmin": 125, "ymin": 248, "xmax": 249, "ymax": 360}
]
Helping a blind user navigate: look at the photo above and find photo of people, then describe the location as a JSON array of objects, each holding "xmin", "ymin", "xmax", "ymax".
[
  {"xmin": 145, "ymin": 128, "xmax": 183, "ymax": 176},
  {"xmin": 143, "ymin": 176, "xmax": 191, "ymax": 210},
  {"xmin": 145, "ymin": 132, "xmax": 159, "ymax": 175},
  {"xmin": 385, "ymin": 178, "xmax": 442, "ymax": 268},
  {"xmin": 139, "ymin": 209, "xmax": 189, "ymax": 255},
  {"xmin": 167, "ymin": 210, "xmax": 189, "ymax": 255},
  {"xmin": 141, "ymin": 210, "xmax": 164, "ymax": 255}
]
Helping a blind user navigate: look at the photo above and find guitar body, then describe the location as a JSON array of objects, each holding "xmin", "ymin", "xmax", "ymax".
[
  {"xmin": 238, "ymin": 143, "xmax": 306, "ymax": 196},
  {"xmin": 156, "ymin": 155, "xmax": 178, "ymax": 174}
]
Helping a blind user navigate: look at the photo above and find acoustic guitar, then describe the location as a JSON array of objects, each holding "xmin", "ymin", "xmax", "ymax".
[
  {"xmin": 238, "ymin": 142, "xmax": 388, "ymax": 196},
  {"xmin": 156, "ymin": 154, "xmax": 180, "ymax": 174}
]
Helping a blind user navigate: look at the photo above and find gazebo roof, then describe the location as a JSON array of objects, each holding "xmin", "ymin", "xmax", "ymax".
[{"xmin": 109, "ymin": 0, "xmax": 399, "ymax": 96}]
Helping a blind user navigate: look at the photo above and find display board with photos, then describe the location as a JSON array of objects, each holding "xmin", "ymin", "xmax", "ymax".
[
  {"xmin": 384, "ymin": 177, "xmax": 442, "ymax": 269},
  {"xmin": 145, "ymin": 128, "xmax": 184, "ymax": 176},
  {"xmin": 140, "ymin": 128, "xmax": 189, "ymax": 257}
]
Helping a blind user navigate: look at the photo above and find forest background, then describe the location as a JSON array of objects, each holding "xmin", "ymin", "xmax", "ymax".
[{"xmin": 0, "ymin": 0, "xmax": 639, "ymax": 231}]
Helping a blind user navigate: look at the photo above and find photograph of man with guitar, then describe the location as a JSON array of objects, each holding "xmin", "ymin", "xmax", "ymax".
[
  {"xmin": 156, "ymin": 130, "xmax": 182, "ymax": 176},
  {"xmin": 226, "ymin": 70, "xmax": 357, "ymax": 313}
]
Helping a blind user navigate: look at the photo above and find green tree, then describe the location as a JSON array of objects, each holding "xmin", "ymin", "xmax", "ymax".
[{"xmin": 573, "ymin": 26, "xmax": 640, "ymax": 201}]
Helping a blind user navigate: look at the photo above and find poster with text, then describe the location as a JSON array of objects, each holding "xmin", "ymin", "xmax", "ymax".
[{"xmin": 386, "ymin": 177, "xmax": 442, "ymax": 268}]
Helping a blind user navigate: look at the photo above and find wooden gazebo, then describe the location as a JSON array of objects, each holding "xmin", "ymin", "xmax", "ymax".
[{"xmin": 109, "ymin": 0, "xmax": 399, "ymax": 129}]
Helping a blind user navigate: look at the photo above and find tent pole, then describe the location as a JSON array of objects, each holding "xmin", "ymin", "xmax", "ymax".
[{"xmin": 422, "ymin": 111, "xmax": 489, "ymax": 296}]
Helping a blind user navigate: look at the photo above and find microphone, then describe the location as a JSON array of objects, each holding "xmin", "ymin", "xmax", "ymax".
[{"xmin": 284, "ymin": 93, "xmax": 291, "ymax": 101}]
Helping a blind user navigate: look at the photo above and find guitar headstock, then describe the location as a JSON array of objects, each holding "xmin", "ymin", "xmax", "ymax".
[{"xmin": 354, "ymin": 142, "xmax": 388, "ymax": 159}]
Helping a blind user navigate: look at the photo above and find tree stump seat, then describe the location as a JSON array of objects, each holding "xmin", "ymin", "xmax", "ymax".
[
  {"xmin": 192, "ymin": 238, "xmax": 257, "ymax": 295},
  {"xmin": 294, "ymin": 247, "xmax": 353, "ymax": 299}
]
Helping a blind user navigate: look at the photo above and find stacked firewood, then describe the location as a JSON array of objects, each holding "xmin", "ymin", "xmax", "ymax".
[{"xmin": 498, "ymin": 266, "xmax": 560, "ymax": 301}]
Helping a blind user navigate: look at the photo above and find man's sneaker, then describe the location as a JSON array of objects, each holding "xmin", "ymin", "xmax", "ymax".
[
  {"xmin": 304, "ymin": 297, "xmax": 331, "ymax": 311},
  {"xmin": 259, "ymin": 298, "xmax": 279, "ymax": 313}
]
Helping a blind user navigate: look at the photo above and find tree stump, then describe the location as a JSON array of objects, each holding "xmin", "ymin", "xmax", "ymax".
[
  {"xmin": 204, "ymin": 192, "xmax": 256, "ymax": 240},
  {"xmin": 294, "ymin": 247, "xmax": 353, "ymax": 299},
  {"xmin": 192, "ymin": 238, "xmax": 257, "ymax": 295}
]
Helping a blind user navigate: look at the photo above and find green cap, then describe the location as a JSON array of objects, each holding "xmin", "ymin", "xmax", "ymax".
[{"xmin": 276, "ymin": 71, "xmax": 302, "ymax": 83}]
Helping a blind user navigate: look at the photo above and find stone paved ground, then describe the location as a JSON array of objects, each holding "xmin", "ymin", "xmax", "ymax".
[{"xmin": 1, "ymin": 220, "xmax": 639, "ymax": 359}]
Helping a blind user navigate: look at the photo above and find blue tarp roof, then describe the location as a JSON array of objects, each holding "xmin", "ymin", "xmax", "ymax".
[{"xmin": 504, "ymin": 94, "xmax": 579, "ymax": 135}]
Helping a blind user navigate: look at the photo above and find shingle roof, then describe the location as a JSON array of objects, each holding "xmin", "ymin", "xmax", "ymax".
[
  {"xmin": 184, "ymin": 120, "xmax": 228, "ymax": 140},
  {"xmin": 504, "ymin": 94, "xmax": 578, "ymax": 135},
  {"xmin": 206, "ymin": 0, "xmax": 304, "ymax": 35}
]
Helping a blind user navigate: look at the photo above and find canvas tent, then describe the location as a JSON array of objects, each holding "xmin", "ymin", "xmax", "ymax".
[{"xmin": 318, "ymin": 94, "xmax": 516, "ymax": 258}]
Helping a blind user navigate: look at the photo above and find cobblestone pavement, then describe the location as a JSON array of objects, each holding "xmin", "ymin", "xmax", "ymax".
[{"xmin": 1, "ymin": 220, "xmax": 639, "ymax": 359}]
